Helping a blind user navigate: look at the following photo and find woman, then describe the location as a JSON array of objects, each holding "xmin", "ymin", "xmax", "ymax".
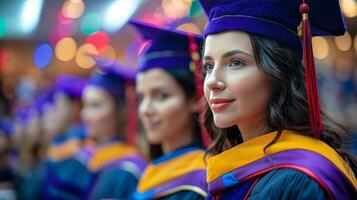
[
  {"xmin": 81, "ymin": 59, "xmax": 147, "ymax": 199},
  {"xmin": 131, "ymin": 21, "xmax": 207, "ymax": 200},
  {"xmin": 199, "ymin": 0, "xmax": 357, "ymax": 199},
  {"xmin": 43, "ymin": 75, "xmax": 91, "ymax": 200}
]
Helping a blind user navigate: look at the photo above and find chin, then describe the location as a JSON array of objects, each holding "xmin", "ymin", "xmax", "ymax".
[
  {"xmin": 213, "ymin": 115, "xmax": 237, "ymax": 128},
  {"xmin": 146, "ymin": 131, "xmax": 163, "ymax": 145}
]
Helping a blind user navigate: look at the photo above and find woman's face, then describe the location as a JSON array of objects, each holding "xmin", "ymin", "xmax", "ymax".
[
  {"xmin": 81, "ymin": 85, "xmax": 118, "ymax": 140},
  {"xmin": 52, "ymin": 92, "xmax": 75, "ymax": 134},
  {"xmin": 42, "ymin": 103, "xmax": 57, "ymax": 136},
  {"xmin": 136, "ymin": 68, "xmax": 197, "ymax": 145},
  {"xmin": 203, "ymin": 31, "xmax": 271, "ymax": 128}
]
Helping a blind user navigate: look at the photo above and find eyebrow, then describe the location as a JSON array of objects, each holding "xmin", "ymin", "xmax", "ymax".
[{"xmin": 203, "ymin": 49, "xmax": 253, "ymax": 60}]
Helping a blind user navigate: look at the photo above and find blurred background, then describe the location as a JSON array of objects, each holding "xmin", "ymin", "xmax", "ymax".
[{"xmin": 0, "ymin": 0, "xmax": 356, "ymax": 198}]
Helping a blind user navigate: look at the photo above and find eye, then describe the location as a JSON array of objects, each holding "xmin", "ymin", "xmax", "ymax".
[
  {"xmin": 92, "ymin": 102, "xmax": 102, "ymax": 108},
  {"xmin": 226, "ymin": 59, "xmax": 246, "ymax": 69},
  {"xmin": 203, "ymin": 62, "xmax": 214, "ymax": 73},
  {"xmin": 155, "ymin": 92, "xmax": 170, "ymax": 101}
]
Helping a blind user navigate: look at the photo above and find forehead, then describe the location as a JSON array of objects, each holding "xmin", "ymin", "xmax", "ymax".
[
  {"xmin": 83, "ymin": 85, "xmax": 111, "ymax": 101},
  {"xmin": 136, "ymin": 68, "xmax": 179, "ymax": 92},
  {"xmin": 204, "ymin": 31, "xmax": 253, "ymax": 57}
]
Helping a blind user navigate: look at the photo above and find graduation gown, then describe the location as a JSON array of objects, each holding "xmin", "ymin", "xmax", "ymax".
[
  {"xmin": 42, "ymin": 126, "xmax": 92, "ymax": 200},
  {"xmin": 134, "ymin": 146, "xmax": 207, "ymax": 200},
  {"xmin": 206, "ymin": 130, "xmax": 357, "ymax": 200},
  {"xmin": 86, "ymin": 138, "xmax": 147, "ymax": 200}
]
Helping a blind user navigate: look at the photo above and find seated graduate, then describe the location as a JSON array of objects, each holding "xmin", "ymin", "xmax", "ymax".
[
  {"xmin": 131, "ymin": 20, "xmax": 208, "ymax": 200},
  {"xmin": 43, "ymin": 75, "xmax": 92, "ymax": 200},
  {"xmin": 81, "ymin": 58, "xmax": 147, "ymax": 199}
]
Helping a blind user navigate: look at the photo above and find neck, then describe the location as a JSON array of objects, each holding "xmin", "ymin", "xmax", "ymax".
[
  {"xmin": 237, "ymin": 114, "xmax": 269, "ymax": 142},
  {"xmin": 96, "ymin": 126, "xmax": 119, "ymax": 145},
  {"xmin": 161, "ymin": 129, "xmax": 195, "ymax": 154}
]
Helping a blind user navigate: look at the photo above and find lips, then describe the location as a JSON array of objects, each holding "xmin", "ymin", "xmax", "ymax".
[
  {"xmin": 143, "ymin": 121, "xmax": 160, "ymax": 130},
  {"xmin": 209, "ymin": 98, "xmax": 235, "ymax": 112}
]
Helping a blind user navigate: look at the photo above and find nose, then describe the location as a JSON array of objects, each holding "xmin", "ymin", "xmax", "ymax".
[
  {"xmin": 80, "ymin": 107, "xmax": 89, "ymax": 123},
  {"xmin": 139, "ymin": 98, "xmax": 155, "ymax": 118},
  {"xmin": 204, "ymin": 66, "xmax": 226, "ymax": 91}
]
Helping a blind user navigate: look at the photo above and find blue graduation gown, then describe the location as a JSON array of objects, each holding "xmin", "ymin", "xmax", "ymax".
[
  {"xmin": 86, "ymin": 139, "xmax": 147, "ymax": 200},
  {"xmin": 42, "ymin": 125, "xmax": 92, "ymax": 200}
]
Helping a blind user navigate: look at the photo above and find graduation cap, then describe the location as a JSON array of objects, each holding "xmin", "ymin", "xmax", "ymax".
[
  {"xmin": 55, "ymin": 74, "xmax": 87, "ymax": 99},
  {"xmin": 89, "ymin": 57, "xmax": 138, "ymax": 145},
  {"xmin": 130, "ymin": 20, "xmax": 203, "ymax": 72},
  {"xmin": 198, "ymin": 0, "xmax": 346, "ymax": 137},
  {"xmin": 88, "ymin": 57, "xmax": 135, "ymax": 101},
  {"xmin": 130, "ymin": 20, "xmax": 210, "ymax": 147}
]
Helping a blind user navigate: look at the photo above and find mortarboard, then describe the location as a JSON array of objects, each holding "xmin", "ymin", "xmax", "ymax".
[
  {"xmin": 130, "ymin": 20, "xmax": 203, "ymax": 73},
  {"xmin": 55, "ymin": 74, "xmax": 87, "ymax": 99},
  {"xmin": 88, "ymin": 57, "xmax": 135, "ymax": 101}
]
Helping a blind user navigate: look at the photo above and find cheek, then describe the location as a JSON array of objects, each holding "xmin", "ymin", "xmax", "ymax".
[
  {"xmin": 158, "ymin": 98, "xmax": 186, "ymax": 120},
  {"xmin": 86, "ymin": 104, "xmax": 116, "ymax": 128},
  {"xmin": 204, "ymin": 80, "xmax": 210, "ymax": 100},
  {"xmin": 228, "ymin": 69, "xmax": 271, "ymax": 117}
]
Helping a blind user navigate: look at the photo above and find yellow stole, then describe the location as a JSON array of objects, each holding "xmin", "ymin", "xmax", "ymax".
[
  {"xmin": 47, "ymin": 139, "xmax": 81, "ymax": 161},
  {"xmin": 137, "ymin": 149, "xmax": 207, "ymax": 197},
  {"xmin": 87, "ymin": 141, "xmax": 139, "ymax": 172},
  {"xmin": 207, "ymin": 130, "xmax": 357, "ymax": 190}
]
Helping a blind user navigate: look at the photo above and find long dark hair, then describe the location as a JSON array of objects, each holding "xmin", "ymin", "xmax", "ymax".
[
  {"xmin": 149, "ymin": 67, "xmax": 203, "ymax": 160},
  {"xmin": 203, "ymin": 33, "xmax": 357, "ymax": 175}
]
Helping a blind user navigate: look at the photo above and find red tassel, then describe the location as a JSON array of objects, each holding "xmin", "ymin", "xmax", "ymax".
[
  {"xmin": 188, "ymin": 33, "xmax": 211, "ymax": 147},
  {"xmin": 299, "ymin": 2, "xmax": 323, "ymax": 138},
  {"xmin": 125, "ymin": 81, "xmax": 138, "ymax": 145}
]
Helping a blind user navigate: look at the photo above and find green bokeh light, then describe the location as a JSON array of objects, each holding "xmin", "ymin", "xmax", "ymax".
[
  {"xmin": 80, "ymin": 13, "xmax": 101, "ymax": 35},
  {"xmin": 189, "ymin": 0, "xmax": 203, "ymax": 18},
  {"xmin": 0, "ymin": 18, "xmax": 7, "ymax": 38}
]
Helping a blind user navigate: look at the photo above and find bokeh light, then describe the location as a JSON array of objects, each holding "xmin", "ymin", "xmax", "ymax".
[
  {"xmin": 341, "ymin": 0, "xmax": 357, "ymax": 18},
  {"xmin": 62, "ymin": 0, "xmax": 85, "ymax": 19},
  {"xmin": 335, "ymin": 32, "xmax": 352, "ymax": 51},
  {"xmin": 75, "ymin": 44, "xmax": 98, "ymax": 69},
  {"xmin": 48, "ymin": 24, "xmax": 75, "ymax": 45},
  {"xmin": 34, "ymin": 44, "xmax": 53, "ymax": 68},
  {"xmin": 80, "ymin": 13, "xmax": 101, "ymax": 35},
  {"xmin": 58, "ymin": 11, "xmax": 74, "ymax": 25},
  {"xmin": 189, "ymin": 0, "xmax": 203, "ymax": 17},
  {"xmin": 85, "ymin": 31, "xmax": 110, "ymax": 50},
  {"xmin": 0, "ymin": 18, "xmax": 7, "ymax": 38},
  {"xmin": 312, "ymin": 37, "xmax": 329, "ymax": 59},
  {"xmin": 162, "ymin": 0, "xmax": 192, "ymax": 19},
  {"xmin": 21, "ymin": 0, "xmax": 44, "ymax": 35},
  {"xmin": 103, "ymin": 0, "xmax": 142, "ymax": 33},
  {"xmin": 55, "ymin": 37, "xmax": 77, "ymax": 62},
  {"xmin": 177, "ymin": 23, "xmax": 201, "ymax": 34}
]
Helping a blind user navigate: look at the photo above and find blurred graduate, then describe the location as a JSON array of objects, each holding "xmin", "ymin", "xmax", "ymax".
[
  {"xmin": 132, "ymin": 21, "xmax": 208, "ymax": 200},
  {"xmin": 80, "ymin": 58, "xmax": 147, "ymax": 199}
]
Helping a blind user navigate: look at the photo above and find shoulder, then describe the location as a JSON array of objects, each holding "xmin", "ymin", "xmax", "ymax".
[{"xmin": 249, "ymin": 168, "xmax": 327, "ymax": 200}]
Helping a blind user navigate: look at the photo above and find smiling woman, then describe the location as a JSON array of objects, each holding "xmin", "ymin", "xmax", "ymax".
[
  {"xmin": 199, "ymin": 0, "xmax": 357, "ymax": 199},
  {"xmin": 131, "ymin": 20, "xmax": 208, "ymax": 200}
]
